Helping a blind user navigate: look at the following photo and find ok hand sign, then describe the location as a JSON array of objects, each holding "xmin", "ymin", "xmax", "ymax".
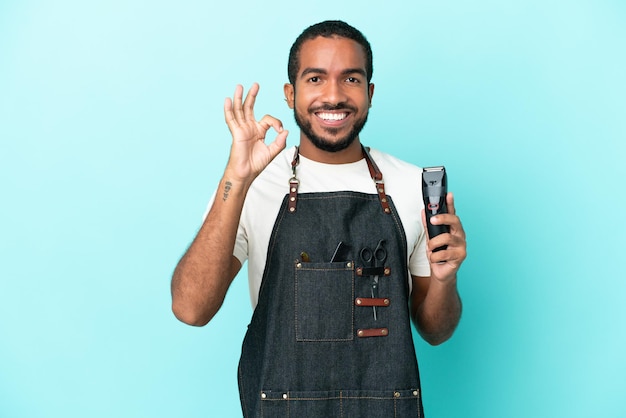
[{"xmin": 223, "ymin": 83, "xmax": 288, "ymax": 182}]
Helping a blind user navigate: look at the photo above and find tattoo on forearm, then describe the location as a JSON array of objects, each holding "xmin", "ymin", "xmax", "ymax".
[{"xmin": 223, "ymin": 181, "xmax": 232, "ymax": 201}]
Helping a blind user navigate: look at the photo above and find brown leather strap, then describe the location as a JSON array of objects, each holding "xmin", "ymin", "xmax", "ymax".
[
  {"xmin": 361, "ymin": 145, "xmax": 382, "ymax": 181},
  {"xmin": 291, "ymin": 146, "xmax": 300, "ymax": 172},
  {"xmin": 288, "ymin": 147, "xmax": 300, "ymax": 213},
  {"xmin": 355, "ymin": 297, "xmax": 390, "ymax": 307},
  {"xmin": 357, "ymin": 328, "xmax": 389, "ymax": 338},
  {"xmin": 288, "ymin": 179, "xmax": 299, "ymax": 213},
  {"xmin": 356, "ymin": 266, "xmax": 391, "ymax": 277},
  {"xmin": 288, "ymin": 145, "xmax": 390, "ymax": 214},
  {"xmin": 361, "ymin": 146, "xmax": 391, "ymax": 214}
]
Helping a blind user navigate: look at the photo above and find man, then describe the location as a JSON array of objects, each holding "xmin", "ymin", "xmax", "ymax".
[{"xmin": 172, "ymin": 20, "xmax": 466, "ymax": 417}]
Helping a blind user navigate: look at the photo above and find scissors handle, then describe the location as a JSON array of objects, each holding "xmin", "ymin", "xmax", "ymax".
[
  {"xmin": 373, "ymin": 240, "xmax": 387, "ymax": 265},
  {"xmin": 360, "ymin": 247, "xmax": 374, "ymax": 265}
]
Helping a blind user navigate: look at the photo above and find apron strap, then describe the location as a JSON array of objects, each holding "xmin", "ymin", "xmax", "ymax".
[
  {"xmin": 362, "ymin": 146, "xmax": 391, "ymax": 214},
  {"xmin": 288, "ymin": 147, "xmax": 300, "ymax": 213},
  {"xmin": 288, "ymin": 145, "xmax": 391, "ymax": 214}
]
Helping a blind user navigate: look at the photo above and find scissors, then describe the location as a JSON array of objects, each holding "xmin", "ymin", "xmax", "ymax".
[{"xmin": 359, "ymin": 240, "xmax": 387, "ymax": 320}]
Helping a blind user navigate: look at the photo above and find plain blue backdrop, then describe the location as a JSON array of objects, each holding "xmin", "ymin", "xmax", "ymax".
[{"xmin": 1, "ymin": 0, "xmax": 625, "ymax": 417}]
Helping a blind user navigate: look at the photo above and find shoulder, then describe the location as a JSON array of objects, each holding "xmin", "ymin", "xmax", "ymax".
[
  {"xmin": 368, "ymin": 147, "xmax": 423, "ymax": 182},
  {"xmin": 367, "ymin": 146, "xmax": 425, "ymax": 218}
]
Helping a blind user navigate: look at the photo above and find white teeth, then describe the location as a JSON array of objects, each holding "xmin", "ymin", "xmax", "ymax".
[{"xmin": 318, "ymin": 112, "xmax": 347, "ymax": 121}]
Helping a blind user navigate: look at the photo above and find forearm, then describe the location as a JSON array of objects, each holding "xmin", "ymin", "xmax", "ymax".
[
  {"xmin": 171, "ymin": 83, "xmax": 288, "ymax": 326},
  {"xmin": 412, "ymin": 277, "xmax": 462, "ymax": 346},
  {"xmin": 171, "ymin": 175, "xmax": 249, "ymax": 326}
]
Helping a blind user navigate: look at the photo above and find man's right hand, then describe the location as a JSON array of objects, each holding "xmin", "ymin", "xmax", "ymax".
[{"xmin": 224, "ymin": 83, "xmax": 288, "ymax": 183}]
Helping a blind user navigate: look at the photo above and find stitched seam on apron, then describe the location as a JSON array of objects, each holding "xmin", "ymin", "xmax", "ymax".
[{"xmin": 294, "ymin": 265, "xmax": 355, "ymax": 342}]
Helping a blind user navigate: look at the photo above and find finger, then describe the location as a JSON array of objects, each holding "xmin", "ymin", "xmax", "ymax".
[
  {"xmin": 232, "ymin": 84, "xmax": 245, "ymax": 122},
  {"xmin": 431, "ymin": 243, "xmax": 465, "ymax": 267},
  {"xmin": 422, "ymin": 208, "xmax": 444, "ymax": 263},
  {"xmin": 449, "ymin": 215, "xmax": 465, "ymax": 238},
  {"xmin": 428, "ymin": 247, "xmax": 451, "ymax": 265},
  {"xmin": 267, "ymin": 129, "xmax": 289, "ymax": 159},
  {"xmin": 430, "ymin": 252, "xmax": 460, "ymax": 269},
  {"xmin": 444, "ymin": 193, "xmax": 466, "ymax": 237},
  {"xmin": 242, "ymin": 83, "xmax": 260, "ymax": 122},
  {"xmin": 429, "ymin": 229, "xmax": 466, "ymax": 262},
  {"xmin": 429, "ymin": 193, "xmax": 464, "ymax": 237},
  {"xmin": 430, "ymin": 214, "xmax": 465, "ymax": 240},
  {"xmin": 425, "ymin": 193, "xmax": 455, "ymax": 229},
  {"xmin": 224, "ymin": 97, "xmax": 238, "ymax": 130},
  {"xmin": 427, "ymin": 233, "xmax": 448, "ymax": 253},
  {"xmin": 446, "ymin": 192, "xmax": 456, "ymax": 215},
  {"xmin": 258, "ymin": 114, "xmax": 285, "ymax": 136},
  {"xmin": 422, "ymin": 207, "xmax": 453, "ymax": 244}
]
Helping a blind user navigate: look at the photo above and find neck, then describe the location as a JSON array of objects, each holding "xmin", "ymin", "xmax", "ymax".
[{"xmin": 298, "ymin": 135, "xmax": 364, "ymax": 164}]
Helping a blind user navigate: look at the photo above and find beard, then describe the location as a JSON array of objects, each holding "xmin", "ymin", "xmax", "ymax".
[{"xmin": 294, "ymin": 104, "xmax": 369, "ymax": 153}]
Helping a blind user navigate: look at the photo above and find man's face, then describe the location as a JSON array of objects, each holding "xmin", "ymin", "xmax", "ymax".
[{"xmin": 285, "ymin": 36, "xmax": 374, "ymax": 153}]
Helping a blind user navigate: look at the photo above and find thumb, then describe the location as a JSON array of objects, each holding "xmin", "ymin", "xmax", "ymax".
[{"xmin": 267, "ymin": 129, "xmax": 288, "ymax": 159}]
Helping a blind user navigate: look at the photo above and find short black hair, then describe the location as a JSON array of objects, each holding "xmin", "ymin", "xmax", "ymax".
[{"xmin": 287, "ymin": 20, "xmax": 373, "ymax": 85}]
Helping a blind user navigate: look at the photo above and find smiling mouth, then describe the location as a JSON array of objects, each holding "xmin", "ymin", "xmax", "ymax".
[{"xmin": 316, "ymin": 112, "xmax": 348, "ymax": 121}]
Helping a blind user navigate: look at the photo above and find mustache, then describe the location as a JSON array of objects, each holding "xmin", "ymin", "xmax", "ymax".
[{"xmin": 310, "ymin": 103, "xmax": 357, "ymax": 113}]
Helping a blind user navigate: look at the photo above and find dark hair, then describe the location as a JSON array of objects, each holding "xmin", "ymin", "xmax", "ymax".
[{"xmin": 287, "ymin": 20, "xmax": 373, "ymax": 85}]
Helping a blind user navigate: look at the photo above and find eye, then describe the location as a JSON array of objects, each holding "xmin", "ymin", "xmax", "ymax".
[
  {"xmin": 308, "ymin": 76, "xmax": 321, "ymax": 83},
  {"xmin": 346, "ymin": 77, "xmax": 360, "ymax": 83}
]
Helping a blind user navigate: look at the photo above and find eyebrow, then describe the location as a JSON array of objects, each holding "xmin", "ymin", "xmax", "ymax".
[{"xmin": 299, "ymin": 67, "xmax": 367, "ymax": 79}]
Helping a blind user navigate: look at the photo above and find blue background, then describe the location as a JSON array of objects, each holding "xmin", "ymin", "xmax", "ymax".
[{"xmin": 1, "ymin": 1, "xmax": 625, "ymax": 417}]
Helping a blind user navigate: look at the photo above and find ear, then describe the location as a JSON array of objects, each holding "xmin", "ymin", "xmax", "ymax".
[
  {"xmin": 368, "ymin": 83, "xmax": 375, "ymax": 107},
  {"xmin": 284, "ymin": 83, "xmax": 295, "ymax": 109}
]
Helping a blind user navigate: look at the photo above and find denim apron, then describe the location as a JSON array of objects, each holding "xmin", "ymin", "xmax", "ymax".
[{"xmin": 238, "ymin": 147, "xmax": 423, "ymax": 417}]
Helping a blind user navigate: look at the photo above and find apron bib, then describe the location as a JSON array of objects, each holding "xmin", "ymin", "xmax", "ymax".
[{"xmin": 238, "ymin": 147, "xmax": 423, "ymax": 417}]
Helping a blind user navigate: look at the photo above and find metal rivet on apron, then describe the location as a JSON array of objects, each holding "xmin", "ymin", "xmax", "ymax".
[
  {"xmin": 289, "ymin": 207, "xmax": 295, "ymax": 212},
  {"xmin": 413, "ymin": 390, "xmax": 419, "ymax": 397},
  {"xmin": 296, "ymin": 263, "xmax": 302, "ymax": 268},
  {"xmin": 357, "ymin": 330, "xmax": 364, "ymax": 337},
  {"xmin": 346, "ymin": 262, "xmax": 352, "ymax": 268},
  {"xmin": 384, "ymin": 298, "xmax": 390, "ymax": 305},
  {"xmin": 282, "ymin": 393, "xmax": 288, "ymax": 399},
  {"xmin": 290, "ymin": 187, "xmax": 296, "ymax": 192},
  {"xmin": 394, "ymin": 391, "xmax": 400, "ymax": 398},
  {"xmin": 289, "ymin": 196, "xmax": 295, "ymax": 202},
  {"xmin": 261, "ymin": 393, "xmax": 266, "ymax": 399},
  {"xmin": 384, "ymin": 267, "xmax": 391, "ymax": 275},
  {"xmin": 356, "ymin": 298, "xmax": 362, "ymax": 305},
  {"xmin": 384, "ymin": 208, "xmax": 391, "ymax": 213},
  {"xmin": 381, "ymin": 329, "xmax": 388, "ymax": 336}
]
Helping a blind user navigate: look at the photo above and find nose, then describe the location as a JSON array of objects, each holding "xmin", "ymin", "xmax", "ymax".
[{"xmin": 322, "ymin": 79, "xmax": 347, "ymax": 106}]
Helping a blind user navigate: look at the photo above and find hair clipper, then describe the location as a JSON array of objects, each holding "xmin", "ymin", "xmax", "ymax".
[{"xmin": 422, "ymin": 166, "xmax": 449, "ymax": 251}]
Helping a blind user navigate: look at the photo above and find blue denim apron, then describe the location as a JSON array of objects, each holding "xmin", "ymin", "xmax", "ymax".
[{"xmin": 238, "ymin": 147, "xmax": 423, "ymax": 417}]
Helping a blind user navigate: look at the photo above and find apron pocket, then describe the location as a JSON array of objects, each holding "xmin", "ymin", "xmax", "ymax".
[
  {"xmin": 295, "ymin": 261, "xmax": 354, "ymax": 341},
  {"xmin": 260, "ymin": 389, "xmax": 422, "ymax": 418}
]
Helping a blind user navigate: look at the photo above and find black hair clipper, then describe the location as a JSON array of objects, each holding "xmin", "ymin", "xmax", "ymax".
[{"xmin": 422, "ymin": 166, "xmax": 449, "ymax": 251}]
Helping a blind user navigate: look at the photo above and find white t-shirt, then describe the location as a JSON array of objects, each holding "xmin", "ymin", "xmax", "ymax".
[{"xmin": 215, "ymin": 146, "xmax": 431, "ymax": 308}]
